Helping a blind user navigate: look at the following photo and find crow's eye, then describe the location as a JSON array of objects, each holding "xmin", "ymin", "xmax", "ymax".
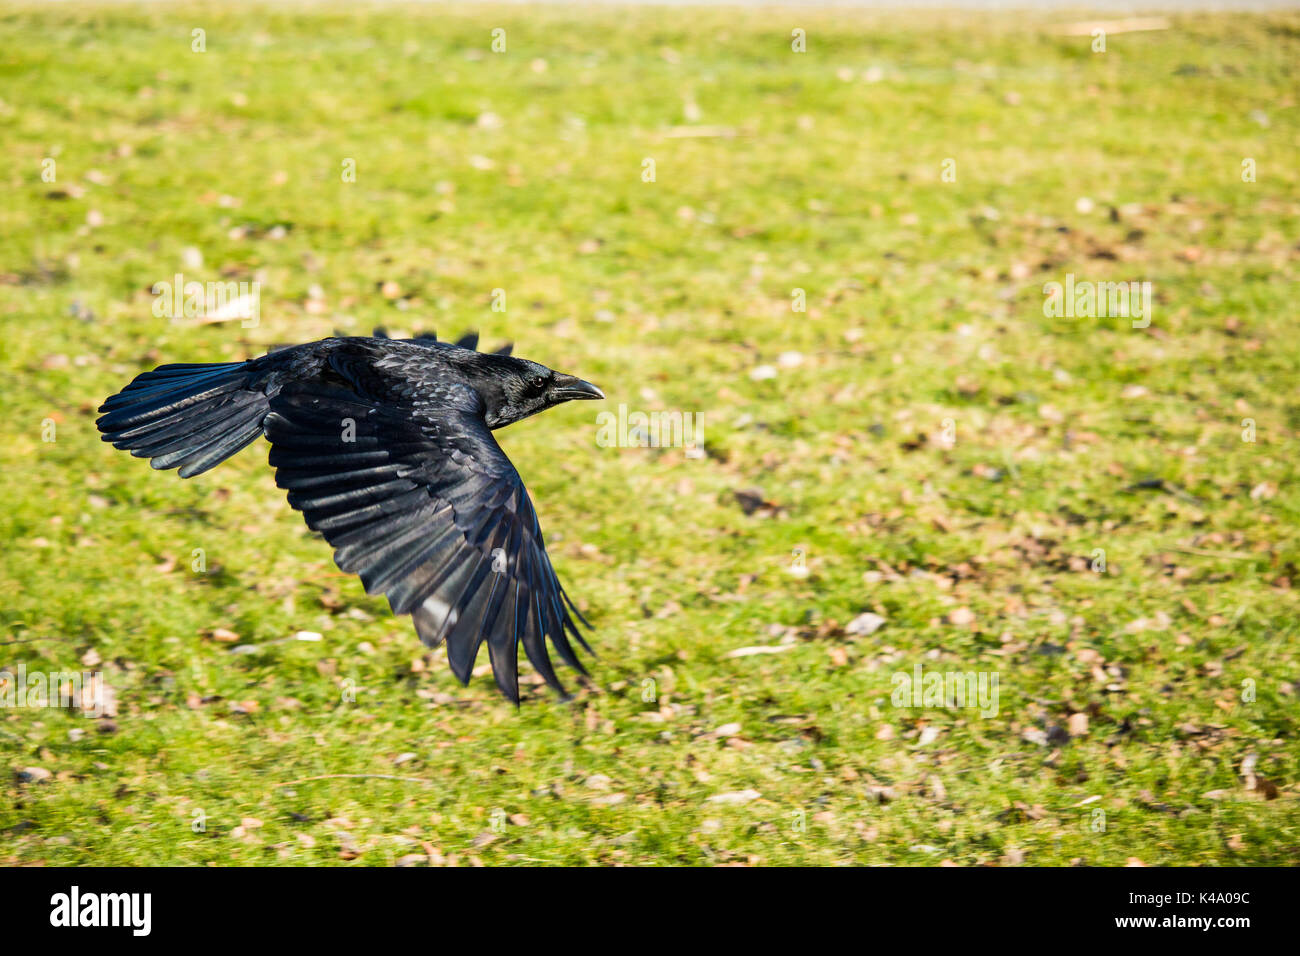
[{"xmin": 531, "ymin": 375, "xmax": 548, "ymax": 391}]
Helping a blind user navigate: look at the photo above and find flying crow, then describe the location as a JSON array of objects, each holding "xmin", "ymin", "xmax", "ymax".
[{"xmin": 96, "ymin": 330, "xmax": 605, "ymax": 703}]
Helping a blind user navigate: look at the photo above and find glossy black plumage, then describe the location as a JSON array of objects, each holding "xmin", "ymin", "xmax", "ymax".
[{"xmin": 96, "ymin": 331, "xmax": 604, "ymax": 703}]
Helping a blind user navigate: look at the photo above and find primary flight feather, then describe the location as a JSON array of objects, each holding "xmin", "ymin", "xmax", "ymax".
[{"xmin": 95, "ymin": 330, "xmax": 605, "ymax": 704}]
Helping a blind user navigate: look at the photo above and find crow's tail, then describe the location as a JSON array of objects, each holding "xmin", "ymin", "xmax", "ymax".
[{"xmin": 96, "ymin": 362, "xmax": 269, "ymax": 478}]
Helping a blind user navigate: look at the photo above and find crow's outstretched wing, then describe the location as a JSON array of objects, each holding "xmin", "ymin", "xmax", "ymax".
[{"xmin": 263, "ymin": 381, "xmax": 591, "ymax": 703}]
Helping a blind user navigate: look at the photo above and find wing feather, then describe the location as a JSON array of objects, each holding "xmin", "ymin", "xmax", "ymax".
[{"xmin": 263, "ymin": 380, "xmax": 591, "ymax": 702}]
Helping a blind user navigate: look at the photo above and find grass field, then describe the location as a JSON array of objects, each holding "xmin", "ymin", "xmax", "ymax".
[{"xmin": 2, "ymin": 2, "xmax": 1298, "ymax": 866}]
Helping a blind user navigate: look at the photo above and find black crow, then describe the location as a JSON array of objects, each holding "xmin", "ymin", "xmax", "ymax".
[{"xmin": 96, "ymin": 330, "xmax": 605, "ymax": 703}]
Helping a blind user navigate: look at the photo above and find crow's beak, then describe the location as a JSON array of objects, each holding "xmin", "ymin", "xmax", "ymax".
[{"xmin": 552, "ymin": 375, "xmax": 605, "ymax": 402}]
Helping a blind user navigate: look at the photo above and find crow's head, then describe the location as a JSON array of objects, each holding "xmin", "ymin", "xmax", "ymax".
[{"xmin": 455, "ymin": 352, "xmax": 604, "ymax": 429}]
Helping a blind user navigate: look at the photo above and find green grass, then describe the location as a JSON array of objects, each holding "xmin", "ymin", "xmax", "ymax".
[{"xmin": 2, "ymin": 1, "xmax": 1299, "ymax": 866}]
